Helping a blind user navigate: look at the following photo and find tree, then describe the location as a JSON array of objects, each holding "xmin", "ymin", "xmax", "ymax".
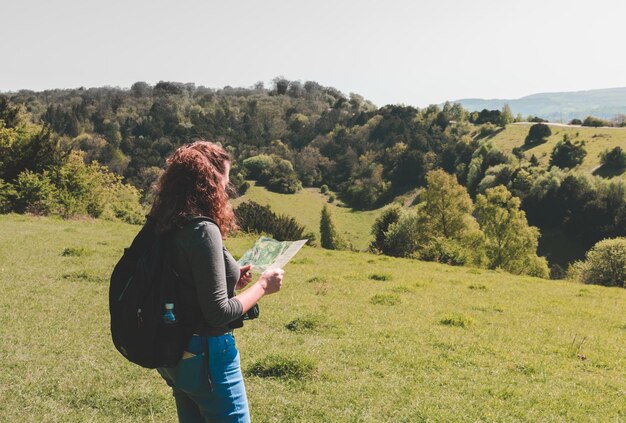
[
  {"xmin": 344, "ymin": 152, "xmax": 390, "ymax": 209},
  {"xmin": 500, "ymin": 104, "xmax": 513, "ymax": 126},
  {"xmin": 524, "ymin": 123, "xmax": 551, "ymax": 146},
  {"xmin": 475, "ymin": 185, "xmax": 548, "ymax": 277},
  {"xmin": 267, "ymin": 159, "xmax": 302, "ymax": 194},
  {"xmin": 549, "ymin": 136, "xmax": 586, "ymax": 169},
  {"xmin": 422, "ymin": 169, "xmax": 473, "ymax": 238},
  {"xmin": 320, "ymin": 205, "xmax": 344, "ymax": 249}
]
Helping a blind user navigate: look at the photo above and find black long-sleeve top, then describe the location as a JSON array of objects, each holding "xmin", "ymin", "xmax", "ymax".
[{"xmin": 171, "ymin": 220, "xmax": 243, "ymax": 336}]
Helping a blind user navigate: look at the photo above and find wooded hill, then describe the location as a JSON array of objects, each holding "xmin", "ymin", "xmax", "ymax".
[{"xmin": 3, "ymin": 79, "xmax": 626, "ymax": 269}]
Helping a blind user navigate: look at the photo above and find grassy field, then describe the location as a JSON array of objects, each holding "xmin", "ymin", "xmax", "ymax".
[
  {"xmin": 489, "ymin": 123, "xmax": 626, "ymax": 178},
  {"xmin": 232, "ymin": 183, "xmax": 385, "ymax": 251},
  {"xmin": 1, "ymin": 214, "xmax": 625, "ymax": 422}
]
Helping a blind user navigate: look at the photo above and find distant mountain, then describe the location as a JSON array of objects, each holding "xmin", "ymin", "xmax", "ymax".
[{"xmin": 451, "ymin": 87, "xmax": 626, "ymax": 122}]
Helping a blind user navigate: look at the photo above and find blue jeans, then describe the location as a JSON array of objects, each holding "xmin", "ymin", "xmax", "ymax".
[{"xmin": 157, "ymin": 333, "xmax": 250, "ymax": 423}]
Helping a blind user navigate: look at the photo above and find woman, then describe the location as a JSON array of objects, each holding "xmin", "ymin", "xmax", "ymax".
[{"xmin": 149, "ymin": 140, "xmax": 283, "ymax": 422}]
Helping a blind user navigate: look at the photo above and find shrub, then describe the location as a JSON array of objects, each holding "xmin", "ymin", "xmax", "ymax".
[
  {"xmin": 582, "ymin": 116, "xmax": 611, "ymax": 128},
  {"xmin": 570, "ymin": 238, "xmax": 626, "ymax": 288},
  {"xmin": 525, "ymin": 123, "xmax": 551, "ymax": 146},
  {"xmin": 569, "ymin": 118, "xmax": 582, "ymax": 125},
  {"xmin": 242, "ymin": 154, "xmax": 274, "ymax": 179},
  {"xmin": 381, "ymin": 212, "xmax": 427, "ymax": 257},
  {"xmin": 320, "ymin": 184, "xmax": 329, "ymax": 194},
  {"xmin": 13, "ymin": 170, "xmax": 59, "ymax": 215},
  {"xmin": 0, "ymin": 178, "xmax": 16, "ymax": 213},
  {"xmin": 247, "ymin": 355, "xmax": 316, "ymax": 380},
  {"xmin": 369, "ymin": 206, "xmax": 402, "ymax": 253},
  {"xmin": 419, "ymin": 237, "xmax": 470, "ymax": 266},
  {"xmin": 478, "ymin": 123, "xmax": 498, "ymax": 138},
  {"xmin": 599, "ymin": 147, "xmax": 626, "ymax": 169},
  {"xmin": 549, "ymin": 137, "xmax": 587, "ymax": 169},
  {"xmin": 9, "ymin": 151, "xmax": 145, "ymax": 223},
  {"xmin": 267, "ymin": 159, "xmax": 302, "ymax": 194},
  {"xmin": 242, "ymin": 155, "xmax": 302, "ymax": 194},
  {"xmin": 235, "ymin": 201, "xmax": 308, "ymax": 241}
]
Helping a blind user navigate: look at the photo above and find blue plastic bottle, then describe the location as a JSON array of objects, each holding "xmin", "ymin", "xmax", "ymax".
[{"xmin": 163, "ymin": 303, "xmax": 177, "ymax": 324}]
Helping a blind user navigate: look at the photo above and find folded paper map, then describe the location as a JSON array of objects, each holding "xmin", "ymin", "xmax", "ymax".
[{"xmin": 237, "ymin": 237, "xmax": 308, "ymax": 273}]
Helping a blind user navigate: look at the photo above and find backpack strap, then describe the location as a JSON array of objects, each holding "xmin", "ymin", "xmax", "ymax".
[{"xmin": 184, "ymin": 215, "xmax": 217, "ymax": 226}]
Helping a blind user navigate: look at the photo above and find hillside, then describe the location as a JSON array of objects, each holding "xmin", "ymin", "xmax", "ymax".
[
  {"xmin": 489, "ymin": 123, "xmax": 626, "ymax": 180},
  {"xmin": 1, "ymin": 214, "xmax": 625, "ymax": 422},
  {"xmin": 232, "ymin": 183, "xmax": 386, "ymax": 250},
  {"xmin": 453, "ymin": 87, "xmax": 626, "ymax": 121}
]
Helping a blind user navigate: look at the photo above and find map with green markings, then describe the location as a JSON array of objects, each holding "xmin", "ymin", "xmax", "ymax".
[{"xmin": 237, "ymin": 237, "xmax": 308, "ymax": 273}]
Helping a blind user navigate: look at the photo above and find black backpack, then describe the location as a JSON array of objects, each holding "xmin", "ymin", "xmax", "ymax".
[{"xmin": 109, "ymin": 216, "xmax": 211, "ymax": 368}]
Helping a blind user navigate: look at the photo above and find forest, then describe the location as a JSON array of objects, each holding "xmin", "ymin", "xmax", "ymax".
[{"xmin": 2, "ymin": 78, "xmax": 626, "ymax": 282}]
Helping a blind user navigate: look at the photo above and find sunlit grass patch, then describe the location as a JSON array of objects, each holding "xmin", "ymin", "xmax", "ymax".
[
  {"xmin": 306, "ymin": 276, "xmax": 327, "ymax": 283},
  {"xmin": 468, "ymin": 284, "xmax": 488, "ymax": 291},
  {"xmin": 513, "ymin": 363, "xmax": 539, "ymax": 376},
  {"xmin": 439, "ymin": 313, "xmax": 473, "ymax": 328},
  {"xmin": 314, "ymin": 283, "xmax": 331, "ymax": 296},
  {"xmin": 285, "ymin": 316, "xmax": 323, "ymax": 333},
  {"xmin": 391, "ymin": 286, "xmax": 414, "ymax": 294},
  {"xmin": 370, "ymin": 293, "xmax": 401, "ymax": 305},
  {"xmin": 246, "ymin": 355, "xmax": 316, "ymax": 380},
  {"xmin": 292, "ymin": 257, "xmax": 313, "ymax": 265},
  {"xmin": 62, "ymin": 270, "xmax": 105, "ymax": 283},
  {"xmin": 368, "ymin": 273, "xmax": 391, "ymax": 281},
  {"xmin": 61, "ymin": 247, "xmax": 90, "ymax": 257}
]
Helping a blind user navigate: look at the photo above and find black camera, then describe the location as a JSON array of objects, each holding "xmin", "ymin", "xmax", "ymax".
[
  {"xmin": 243, "ymin": 303, "xmax": 259, "ymax": 320},
  {"xmin": 230, "ymin": 303, "xmax": 259, "ymax": 329}
]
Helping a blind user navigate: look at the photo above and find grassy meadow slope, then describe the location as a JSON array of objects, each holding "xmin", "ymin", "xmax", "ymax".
[
  {"xmin": 489, "ymin": 123, "xmax": 626, "ymax": 178},
  {"xmin": 1, "ymin": 214, "xmax": 625, "ymax": 422},
  {"xmin": 232, "ymin": 183, "xmax": 385, "ymax": 251}
]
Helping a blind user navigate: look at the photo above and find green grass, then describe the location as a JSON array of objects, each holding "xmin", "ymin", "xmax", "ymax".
[
  {"xmin": 232, "ymin": 182, "xmax": 385, "ymax": 251},
  {"xmin": 1, "ymin": 214, "xmax": 626, "ymax": 422},
  {"xmin": 490, "ymin": 123, "xmax": 626, "ymax": 179}
]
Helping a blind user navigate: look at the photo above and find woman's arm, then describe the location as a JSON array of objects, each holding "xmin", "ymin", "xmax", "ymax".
[
  {"xmin": 188, "ymin": 222, "xmax": 244, "ymax": 326},
  {"xmin": 188, "ymin": 221, "xmax": 284, "ymax": 324}
]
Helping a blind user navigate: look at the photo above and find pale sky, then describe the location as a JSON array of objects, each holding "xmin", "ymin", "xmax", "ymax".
[{"xmin": 1, "ymin": 0, "xmax": 625, "ymax": 107}]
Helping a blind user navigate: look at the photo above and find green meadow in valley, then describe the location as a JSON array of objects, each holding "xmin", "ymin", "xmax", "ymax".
[
  {"xmin": 1, "ymin": 214, "xmax": 625, "ymax": 422},
  {"xmin": 232, "ymin": 183, "xmax": 386, "ymax": 251},
  {"xmin": 490, "ymin": 123, "xmax": 626, "ymax": 178}
]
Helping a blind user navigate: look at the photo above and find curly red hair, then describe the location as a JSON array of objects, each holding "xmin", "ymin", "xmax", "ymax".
[{"xmin": 149, "ymin": 140, "xmax": 237, "ymax": 237}]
